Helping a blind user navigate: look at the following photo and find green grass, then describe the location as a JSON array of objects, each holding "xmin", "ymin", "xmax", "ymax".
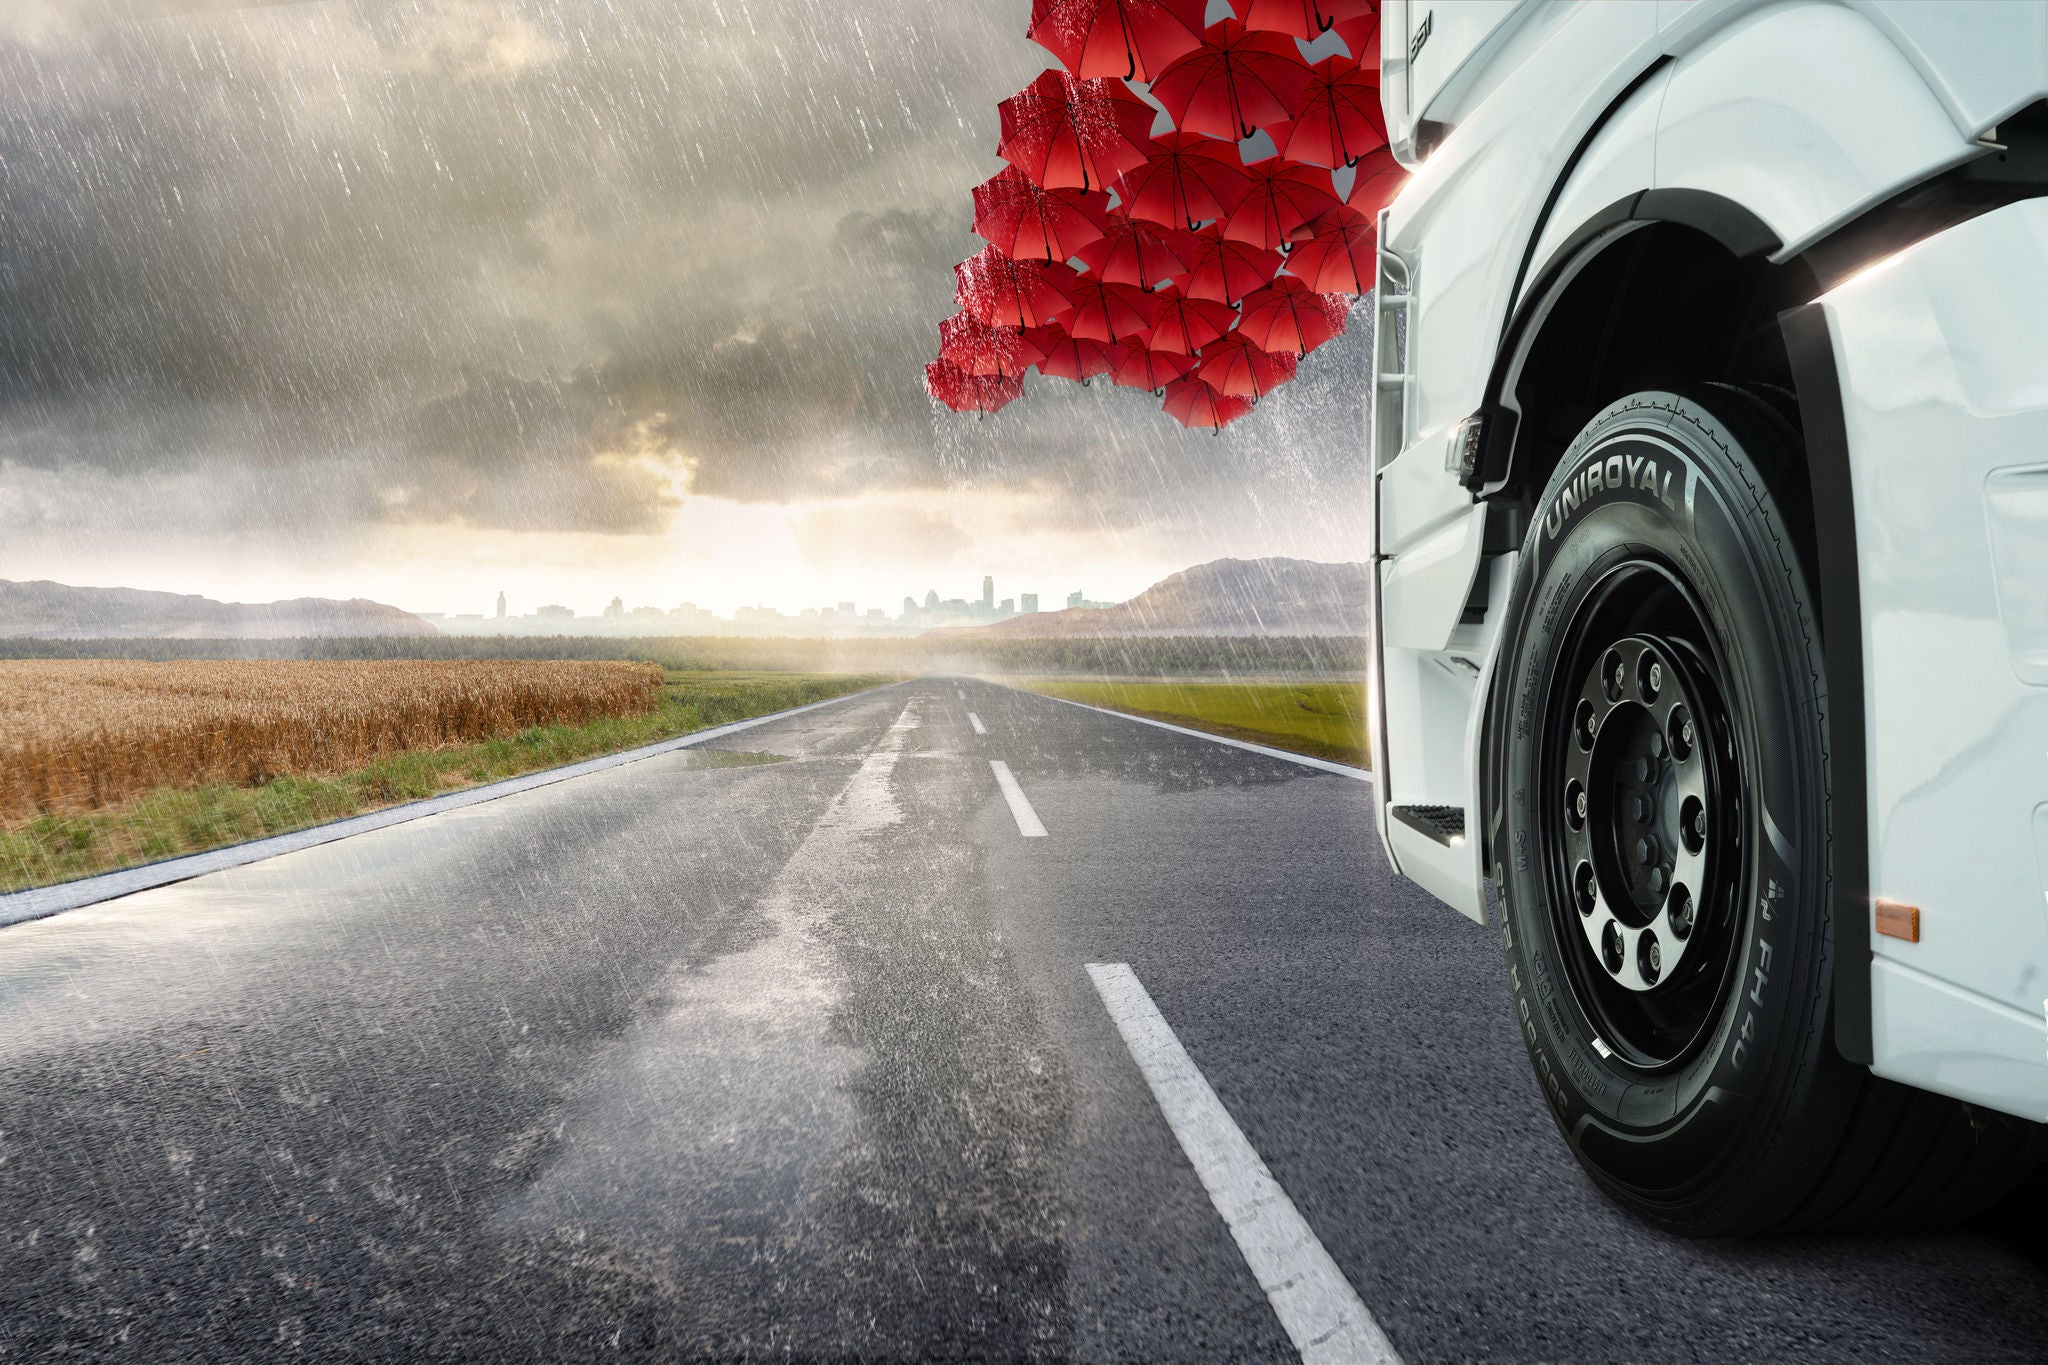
[
  {"xmin": 1003, "ymin": 676, "xmax": 1371, "ymax": 769},
  {"xmin": 0, "ymin": 670, "xmax": 893, "ymax": 894}
]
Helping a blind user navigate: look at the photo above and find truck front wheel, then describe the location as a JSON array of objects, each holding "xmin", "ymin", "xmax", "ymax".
[{"xmin": 1488, "ymin": 387, "xmax": 2041, "ymax": 1235}]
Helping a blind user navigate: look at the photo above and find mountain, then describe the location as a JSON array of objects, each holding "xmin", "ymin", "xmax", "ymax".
[
  {"xmin": 927, "ymin": 557, "xmax": 1371, "ymax": 639},
  {"xmin": 0, "ymin": 580, "xmax": 440, "ymax": 639}
]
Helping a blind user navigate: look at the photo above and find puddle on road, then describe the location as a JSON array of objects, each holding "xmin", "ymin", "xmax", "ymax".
[{"xmin": 486, "ymin": 705, "xmax": 917, "ymax": 1297}]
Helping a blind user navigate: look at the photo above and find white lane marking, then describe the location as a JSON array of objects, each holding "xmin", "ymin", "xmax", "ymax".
[
  {"xmin": 988, "ymin": 760, "xmax": 1048, "ymax": 838},
  {"xmin": 956, "ymin": 689, "xmax": 966, "ymax": 700},
  {"xmin": 0, "ymin": 681, "xmax": 911, "ymax": 930},
  {"xmin": 1020, "ymin": 690, "xmax": 1372, "ymax": 782},
  {"xmin": 1087, "ymin": 963, "xmax": 1404, "ymax": 1365},
  {"xmin": 968, "ymin": 712, "xmax": 988, "ymax": 736}
]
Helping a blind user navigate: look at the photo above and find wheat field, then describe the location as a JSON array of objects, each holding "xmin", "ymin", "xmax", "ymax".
[{"xmin": 0, "ymin": 659, "xmax": 665, "ymax": 821}]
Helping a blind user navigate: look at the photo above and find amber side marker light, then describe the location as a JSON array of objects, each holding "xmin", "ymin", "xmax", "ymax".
[{"xmin": 1875, "ymin": 899, "xmax": 1921, "ymax": 943}]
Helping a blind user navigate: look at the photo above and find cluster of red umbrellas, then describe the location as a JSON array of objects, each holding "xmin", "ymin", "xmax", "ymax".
[{"xmin": 928, "ymin": 0, "xmax": 1407, "ymax": 430}]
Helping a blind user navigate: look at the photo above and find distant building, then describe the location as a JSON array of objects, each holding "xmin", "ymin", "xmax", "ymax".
[
  {"xmin": 1066, "ymin": 590, "xmax": 1084, "ymax": 609},
  {"xmin": 837, "ymin": 601, "xmax": 855, "ymax": 617},
  {"xmin": 868, "ymin": 608, "xmax": 886, "ymax": 621},
  {"xmin": 999, "ymin": 598, "xmax": 1014, "ymax": 614},
  {"xmin": 536, "ymin": 604, "xmax": 574, "ymax": 620},
  {"xmin": 603, "ymin": 596, "xmax": 625, "ymax": 619},
  {"xmin": 1066, "ymin": 590, "xmax": 1113, "ymax": 610},
  {"xmin": 495, "ymin": 590, "xmax": 506, "ymax": 619},
  {"xmin": 981, "ymin": 575, "xmax": 994, "ymax": 610},
  {"xmin": 903, "ymin": 595, "xmax": 918, "ymax": 617},
  {"xmin": 924, "ymin": 589, "xmax": 940, "ymax": 611},
  {"xmin": 1020, "ymin": 593, "xmax": 1039, "ymax": 613},
  {"xmin": 628, "ymin": 605, "xmax": 666, "ymax": 620}
]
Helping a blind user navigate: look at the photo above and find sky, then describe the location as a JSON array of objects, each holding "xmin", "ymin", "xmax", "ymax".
[{"xmin": 0, "ymin": 0, "xmax": 1372, "ymax": 617}]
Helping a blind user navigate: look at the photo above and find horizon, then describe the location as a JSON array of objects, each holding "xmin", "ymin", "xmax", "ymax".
[{"xmin": 3, "ymin": 551, "xmax": 1368, "ymax": 626}]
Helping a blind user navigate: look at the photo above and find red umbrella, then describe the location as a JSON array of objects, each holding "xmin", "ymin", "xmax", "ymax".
[
  {"xmin": 938, "ymin": 311, "xmax": 1045, "ymax": 379},
  {"xmin": 1238, "ymin": 0, "xmax": 1378, "ymax": 41},
  {"xmin": 1346, "ymin": 144, "xmax": 1406, "ymax": 217},
  {"xmin": 1026, "ymin": 0, "xmax": 1209, "ymax": 82},
  {"xmin": 1162, "ymin": 375, "xmax": 1255, "ymax": 430},
  {"xmin": 1194, "ymin": 330, "xmax": 1299, "ymax": 399},
  {"xmin": 1143, "ymin": 285, "xmax": 1240, "ymax": 354},
  {"xmin": 1236, "ymin": 276, "xmax": 1352, "ymax": 355},
  {"xmin": 954, "ymin": 246, "xmax": 1079, "ymax": 329},
  {"xmin": 1149, "ymin": 20, "xmax": 1314, "ymax": 142},
  {"xmin": 1111, "ymin": 133, "xmax": 1252, "ymax": 233},
  {"xmin": 1074, "ymin": 215, "xmax": 1198, "ymax": 289},
  {"xmin": 972, "ymin": 166, "xmax": 1110, "ymax": 265},
  {"xmin": 1055, "ymin": 275, "xmax": 1164, "ymax": 344},
  {"xmin": 1334, "ymin": 11, "xmax": 1380, "ymax": 66},
  {"xmin": 1273, "ymin": 56, "xmax": 1386, "ymax": 169},
  {"xmin": 1181, "ymin": 224, "xmax": 1283, "ymax": 305},
  {"xmin": 1222, "ymin": 156, "xmax": 1342, "ymax": 250},
  {"xmin": 1283, "ymin": 204, "xmax": 1375, "ymax": 294},
  {"xmin": 1025, "ymin": 322, "xmax": 1117, "ymax": 382},
  {"xmin": 1108, "ymin": 342, "xmax": 1196, "ymax": 391},
  {"xmin": 998, "ymin": 69, "xmax": 1158, "ymax": 193},
  {"xmin": 926, "ymin": 359, "xmax": 1026, "ymax": 414}
]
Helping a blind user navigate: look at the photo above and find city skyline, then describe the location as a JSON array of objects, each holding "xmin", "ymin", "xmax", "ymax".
[{"xmin": 415, "ymin": 571, "xmax": 1106, "ymax": 638}]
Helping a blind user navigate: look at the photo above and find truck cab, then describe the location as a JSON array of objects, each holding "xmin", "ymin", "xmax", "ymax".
[{"xmin": 1369, "ymin": 0, "xmax": 2048, "ymax": 1233}]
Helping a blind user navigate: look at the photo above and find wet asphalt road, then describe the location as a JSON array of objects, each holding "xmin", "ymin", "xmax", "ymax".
[{"xmin": 1, "ymin": 677, "xmax": 2045, "ymax": 1363}]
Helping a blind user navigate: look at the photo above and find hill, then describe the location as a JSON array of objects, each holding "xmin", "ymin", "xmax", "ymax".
[
  {"xmin": 0, "ymin": 580, "xmax": 439, "ymax": 639},
  {"xmin": 925, "ymin": 557, "xmax": 1370, "ymax": 639}
]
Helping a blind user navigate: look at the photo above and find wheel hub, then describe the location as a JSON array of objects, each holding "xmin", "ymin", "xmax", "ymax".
[{"xmin": 1562, "ymin": 636, "xmax": 1711, "ymax": 994}]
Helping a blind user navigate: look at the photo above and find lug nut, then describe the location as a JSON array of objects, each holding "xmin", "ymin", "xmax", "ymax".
[
  {"xmin": 1694, "ymin": 809, "xmax": 1707, "ymax": 838},
  {"xmin": 1649, "ymin": 662, "xmax": 1663, "ymax": 693},
  {"xmin": 1644, "ymin": 936, "xmax": 1662, "ymax": 979},
  {"xmin": 1647, "ymin": 867, "xmax": 1665, "ymax": 895},
  {"xmin": 1634, "ymin": 837, "xmax": 1650, "ymax": 864},
  {"xmin": 1682, "ymin": 720, "xmax": 1695, "ymax": 747},
  {"xmin": 1575, "ymin": 790, "xmax": 1588, "ymax": 820},
  {"xmin": 1633, "ymin": 794, "xmax": 1651, "ymax": 821}
]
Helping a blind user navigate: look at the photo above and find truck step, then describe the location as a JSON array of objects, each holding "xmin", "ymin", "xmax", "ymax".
[{"xmin": 1391, "ymin": 804, "xmax": 1467, "ymax": 846}]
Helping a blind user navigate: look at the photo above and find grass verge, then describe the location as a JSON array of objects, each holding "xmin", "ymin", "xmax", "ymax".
[
  {"xmin": 0, "ymin": 670, "xmax": 893, "ymax": 894},
  {"xmin": 1001, "ymin": 676, "xmax": 1370, "ymax": 769}
]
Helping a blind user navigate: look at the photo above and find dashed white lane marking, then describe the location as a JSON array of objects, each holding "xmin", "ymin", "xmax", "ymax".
[
  {"xmin": 956, "ymin": 689, "xmax": 966, "ymax": 700},
  {"xmin": 968, "ymin": 712, "xmax": 988, "ymax": 736},
  {"xmin": 988, "ymin": 760, "xmax": 1048, "ymax": 838},
  {"xmin": 1087, "ymin": 963, "xmax": 1404, "ymax": 1365}
]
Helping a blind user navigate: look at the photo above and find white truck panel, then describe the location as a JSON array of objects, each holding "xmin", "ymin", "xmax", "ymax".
[
  {"xmin": 1815, "ymin": 198, "xmax": 2048, "ymax": 1121},
  {"xmin": 1655, "ymin": 3, "xmax": 1979, "ymax": 257}
]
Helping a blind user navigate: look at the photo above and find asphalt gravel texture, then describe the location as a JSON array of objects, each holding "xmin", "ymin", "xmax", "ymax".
[{"xmin": 1, "ymin": 679, "xmax": 2044, "ymax": 1362}]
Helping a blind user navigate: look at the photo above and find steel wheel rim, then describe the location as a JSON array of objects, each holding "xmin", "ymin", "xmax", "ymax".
[{"xmin": 1540, "ymin": 557, "xmax": 1750, "ymax": 1071}]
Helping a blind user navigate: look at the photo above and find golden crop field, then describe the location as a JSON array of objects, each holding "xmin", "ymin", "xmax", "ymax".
[{"xmin": 0, "ymin": 659, "xmax": 665, "ymax": 821}]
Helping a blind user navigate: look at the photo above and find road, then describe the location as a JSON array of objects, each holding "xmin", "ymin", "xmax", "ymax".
[{"xmin": 1, "ymin": 678, "xmax": 2044, "ymax": 1362}]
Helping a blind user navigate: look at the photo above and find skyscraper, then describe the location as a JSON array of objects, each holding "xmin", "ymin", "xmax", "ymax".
[
  {"xmin": 495, "ymin": 590, "xmax": 506, "ymax": 619},
  {"xmin": 981, "ymin": 575, "xmax": 994, "ymax": 610},
  {"xmin": 1020, "ymin": 593, "xmax": 1038, "ymax": 614}
]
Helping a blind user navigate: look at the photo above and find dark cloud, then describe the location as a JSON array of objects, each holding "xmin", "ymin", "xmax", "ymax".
[{"xmin": 0, "ymin": 0, "xmax": 1368, "ymax": 544}]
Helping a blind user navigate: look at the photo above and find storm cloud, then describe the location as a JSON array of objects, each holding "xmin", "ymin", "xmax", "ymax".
[{"xmin": 0, "ymin": 0, "xmax": 1368, "ymax": 545}]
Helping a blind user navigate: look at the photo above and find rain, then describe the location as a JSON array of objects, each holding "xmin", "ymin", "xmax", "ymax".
[{"xmin": 0, "ymin": 0, "xmax": 1370, "ymax": 611}]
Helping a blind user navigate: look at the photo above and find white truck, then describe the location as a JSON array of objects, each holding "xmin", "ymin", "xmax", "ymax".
[{"xmin": 1369, "ymin": 0, "xmax": 2048, "ymax": 1234}]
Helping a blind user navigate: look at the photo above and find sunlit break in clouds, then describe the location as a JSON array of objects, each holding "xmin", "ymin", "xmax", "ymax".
[{"xmin": 0, "ymin": 0, "xmax": 1369, "ymax": 615}]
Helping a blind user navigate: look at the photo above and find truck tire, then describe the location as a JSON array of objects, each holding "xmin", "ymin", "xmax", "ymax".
[{"xmin": 1486, "ymin": 386, "xmax": 2045, "ymax": 1235}]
